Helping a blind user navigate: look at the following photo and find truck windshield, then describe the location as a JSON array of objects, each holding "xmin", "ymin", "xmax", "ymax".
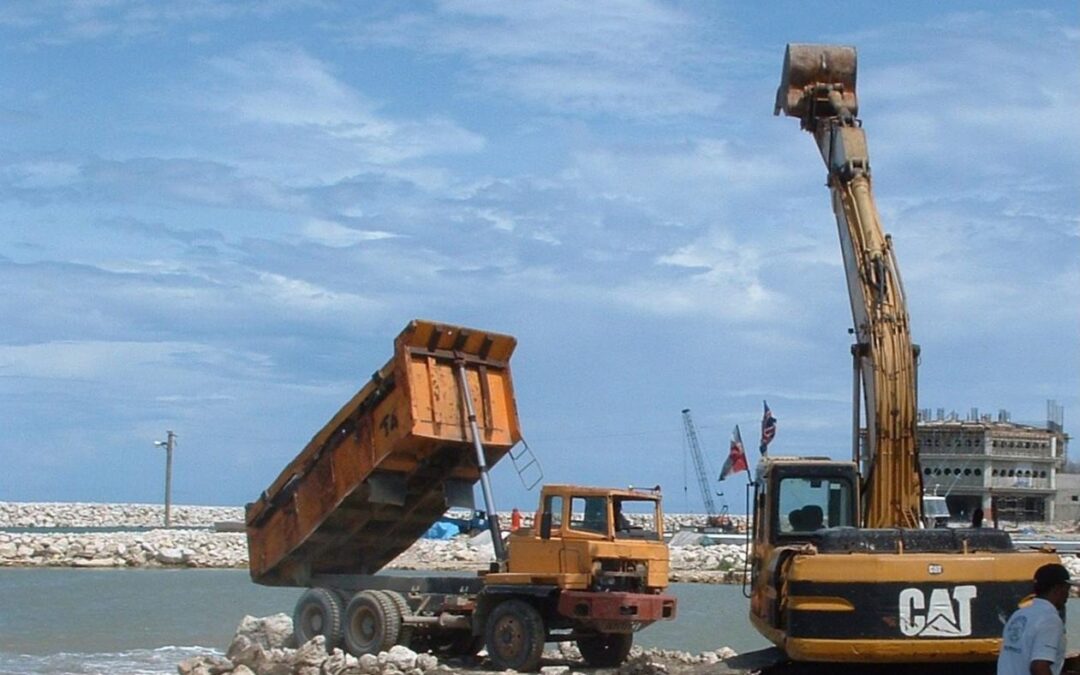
[
  {"xmin": 778, "ymin": 476, "xmax": 854, "ymax": 534},
  {"xmin": 613, "ymin": 497, "xmax": 661, "ymax": 541},
  {"xmin": 570, "ymin": 496, "xmax": 609, "ymax": 535},
  {"xmin": 568, "ymin": 495, "xmax": 663, "ymax": 539}
]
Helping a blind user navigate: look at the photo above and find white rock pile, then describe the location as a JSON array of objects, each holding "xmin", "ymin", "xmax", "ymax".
[
  {"xmin": 177, "ymin": 614, "xmax": 738, "ymax": 675},
  {"xmin": 0, "ymin": 530, "xmax": 248, "ymax": 568},
  {"xmin": 3, "ymin": 502, "xmax": 1073, "ymax": 586},
  {"xmin": 0, "ymin": 501, "xmax": 242, "ymax": 528},
  {"xmin": 0, "ymin": 525, "xmax": 751, "ymax": 581}
]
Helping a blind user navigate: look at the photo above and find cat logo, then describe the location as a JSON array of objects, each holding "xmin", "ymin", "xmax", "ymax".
[{"xmin": 898, "ymin": 585, "xmax": 977, "ymax": 637}]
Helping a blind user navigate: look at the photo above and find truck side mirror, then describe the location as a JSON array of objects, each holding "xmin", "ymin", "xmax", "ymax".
[{"xmin": 540, "ymin": 512, "xmax": 553, "ymax": 539}]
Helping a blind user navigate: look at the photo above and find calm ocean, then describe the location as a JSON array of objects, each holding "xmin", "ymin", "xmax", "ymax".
[{"xmin": 0, "ymin": 568, "xmax": 767, "ymax": 674}]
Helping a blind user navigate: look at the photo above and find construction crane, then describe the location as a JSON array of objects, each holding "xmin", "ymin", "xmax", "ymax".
[{"xmin": 681, "ymin": 409, "xmax": 732, "ymax": 530}]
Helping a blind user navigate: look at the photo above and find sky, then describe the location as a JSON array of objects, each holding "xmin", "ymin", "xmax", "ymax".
[{"xmin": 0, "ymin": 1, "xmax": 1077, "ymax": 515}]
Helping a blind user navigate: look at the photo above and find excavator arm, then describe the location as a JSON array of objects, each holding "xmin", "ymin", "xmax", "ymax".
[{"xmin": 775, "ymin": 44, "xmax": 921, "ymax": 528}]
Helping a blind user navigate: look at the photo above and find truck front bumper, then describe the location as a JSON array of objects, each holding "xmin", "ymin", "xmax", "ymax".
[{"xmin": 557, "ymin": 590, "xmax": 676, "ymax": 630}]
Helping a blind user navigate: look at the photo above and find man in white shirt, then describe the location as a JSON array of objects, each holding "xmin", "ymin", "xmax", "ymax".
[{"xmin": 997, "ymin": 562, "xmax": 1073, "ymax": 675}]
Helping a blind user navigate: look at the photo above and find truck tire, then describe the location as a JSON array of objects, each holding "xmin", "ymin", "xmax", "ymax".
[
  {"xmin": 344, "ymin": 590, "xmax": 401, "ymax": 656},
  {"xmin": 485, "ymin": 599, "xmax": 545, "ymax": 672},
  {"xmin": 577, "ymin": 632, "xmax": 633, "ymax": 667},
  {"xmin": 376, "ymin": 590, "xmax": 413, "ymax": 647},
  {"xmin": 293, "ymin": 587, "xmax": 343, "ymax": 650}
]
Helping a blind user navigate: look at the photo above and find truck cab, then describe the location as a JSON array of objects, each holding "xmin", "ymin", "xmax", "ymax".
[
  {"xmin": 491, "ymin": 484, "xmax": 670, "ymax": 592},
  {"xmin": 479, "ymin": 485, "xmax": 675, "ymax": 670}
]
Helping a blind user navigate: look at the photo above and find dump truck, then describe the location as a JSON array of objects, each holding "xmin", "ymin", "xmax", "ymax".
[
  {"xmin": 744, "ymin": 44, "xmax": 1059, "ymax": 664},
  {"xmin": 245, "ymin": 320, "xmax": 676, "ymax": 671}
]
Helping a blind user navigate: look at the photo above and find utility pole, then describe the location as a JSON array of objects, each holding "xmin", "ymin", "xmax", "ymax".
[{"xmin": 154, "ymin": 431, "xmax": 177, "ymax": 527}]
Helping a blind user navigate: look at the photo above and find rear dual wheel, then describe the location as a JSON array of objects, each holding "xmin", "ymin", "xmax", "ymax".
[
  {"xmin": 293, "ymin": 587, "xmax": 343, "ymax": 650},
  {"xmin": 379, "ymin": 590, "xmax": 413, "ymax": 648},
  {"xmin": 344, "ymin": 590, "xmax": 401, "ymax": 656}
]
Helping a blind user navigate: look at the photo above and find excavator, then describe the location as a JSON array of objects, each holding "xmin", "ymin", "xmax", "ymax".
[{"xmin": 746, "ymin": 44, "xmax": 1059, "ymax": 663}]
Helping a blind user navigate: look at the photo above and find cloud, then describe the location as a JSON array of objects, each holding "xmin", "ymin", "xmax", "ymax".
[
  {"xmin": 0, "ymin": 155, "xmax": 304, "ymax": 212},
  {"xmin": 300, "ymin": 218, "xmax": 398, "ymax": 247},
  {"xmin": 250, "ymin": 271, "xmax": 382, "ymax": 314},
  {"xmin": 2, "ymin": 159, "xmax": 81, "ymax": 189},
  {"xmin": 345, "ymin": 0, "xmax": 725, "ymax": 119},
  {"xmin": 192, "ymin": 45, "xmax": 485, "ymax": 175},
  {"xmin": 0, "ymin": 1, "xmax": 316, "ymax": 47},
  {"xmin": 0, "ymin": 340, "xmax": 270, "ymax": 382},
  {"xmin": 0, "ymin": 256, "xmax": 390, "ymax": 356},
  {"xmin": 618, "ymin": 232, "xmax": 779, "ymax": 320},
  {"xmin": 853, "ymin": 10, "xmax": 1080, "ymax": 168},
  {"xmin": 888, "ymin": 196, "xmax": 1079, "ymax": 341}
]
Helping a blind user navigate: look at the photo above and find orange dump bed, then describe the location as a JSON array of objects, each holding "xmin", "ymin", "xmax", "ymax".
[{"xmin": 245, "ymin": 320, "xmax": 521, "ymax": 586}]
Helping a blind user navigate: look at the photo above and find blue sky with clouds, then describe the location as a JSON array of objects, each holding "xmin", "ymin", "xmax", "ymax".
[{"xmin": 1, "ymin": 2, "xmax": 1077, "ymax": 513}]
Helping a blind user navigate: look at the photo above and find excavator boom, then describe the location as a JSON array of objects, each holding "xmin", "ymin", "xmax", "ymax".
[{"xmin": 775, "ymin": 44, "xmax": 920, "ymax": 528}]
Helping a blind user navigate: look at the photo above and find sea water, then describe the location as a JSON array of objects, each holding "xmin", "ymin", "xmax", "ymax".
[{"xmin": 0, "ymin": 568, "xmax": 767, "ymax": 674}]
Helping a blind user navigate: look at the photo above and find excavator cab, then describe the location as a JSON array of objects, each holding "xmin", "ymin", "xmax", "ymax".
[
  {"xmin": 748, "ymin": 458, "xmax": 859, "ymax": 636},
  {"xmin": 758, "ymin": 459, "xmax": 859, "ymax": 541}
]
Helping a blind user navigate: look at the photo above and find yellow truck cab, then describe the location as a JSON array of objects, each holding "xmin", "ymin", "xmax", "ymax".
[
  {"xmin": 479, "ymin": 484, "xmax": 675, "ymax": 670},
  {"xmin": 491, "ymin": 484, "xmax": 671, "ymax": 591}
]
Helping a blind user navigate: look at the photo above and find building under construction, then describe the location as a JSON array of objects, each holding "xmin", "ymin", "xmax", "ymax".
[{"xmin": 917, "ymin": 401, "xmax": 1068, "ymax": 523}]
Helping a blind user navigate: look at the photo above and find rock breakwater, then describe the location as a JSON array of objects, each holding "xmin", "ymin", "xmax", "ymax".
[
  {"xmin": 8, "ymin": 502, "xmax": 1076, "ymax": 587},
  {"xmin": 0, "ymin": 501, "xmax": 745, "ymax": 534},
  {"xmin": 0, "ymin": 501, "xmax": 242, "ymax": 528},
  {"xmin": 0, "ymin": 502, "xmax": 754, "ymax": 578},
  {"xmin": 0, "ymin": 527, "xmax": 751, "ymax": 581},
  {"xmin": 0, "ymin": 529, "xmax": 248, "ymax": 568}
]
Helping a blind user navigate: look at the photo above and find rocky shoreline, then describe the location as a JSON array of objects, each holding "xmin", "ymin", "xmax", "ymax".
[
  {"xmin": 3, "ymin": 502, "xmax": 1077, "ymax": 586},
  {"xmin": 0, "ymin": 501, "xmax": 738, "ymax": 532},
  {"xmin": 179, "ymin": 613, "xmax": 741, "ymax": 675},
  {"xmin": 0, "ymin": 529, "xmax": 748, "ymax": 582},
  {"xmin": 0, "ymin": 501, "xmax": 242, "ymax": 528},
  {"xmin": 0, "ymin": 502, "xmax": 751, "ymax": 582}
]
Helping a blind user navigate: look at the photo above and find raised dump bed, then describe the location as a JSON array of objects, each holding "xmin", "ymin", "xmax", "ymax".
[{"xmin": 246, "ymin": 320, "xmax": 521, "ymax": 586}]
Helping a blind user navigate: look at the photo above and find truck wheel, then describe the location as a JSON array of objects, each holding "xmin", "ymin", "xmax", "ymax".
[
  {"xmin": 344, "ymin": 590, "xmax": 401, "ymax": 656},
  {"xmin": 577, "ymin": 632, "xmax": 633, "ymax": 667},
  {"xmin": 293, "ymin": 587, "xmax": 343, "ymax": 650},
  {"xmin": 376, "ymin": 590, "xmax": 413, "ymax": 647},
  {"xmin": 485, "ymin": 599, "xmax": 545, "ymax": 672}
]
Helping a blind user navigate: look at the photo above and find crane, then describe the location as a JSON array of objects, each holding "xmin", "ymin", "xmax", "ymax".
[{"xmin": 681, "ymin": 409, "xmax": 731, "ymax": 530}]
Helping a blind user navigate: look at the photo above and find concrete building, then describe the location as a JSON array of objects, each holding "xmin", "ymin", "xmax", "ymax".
[
  {"xmin": 1053, "ymin": 473, "xmax": 1080, "ymax": 524},
  {"xmin": 917, "ymin": 403, "xmax": 1068, "ymax": 524}
]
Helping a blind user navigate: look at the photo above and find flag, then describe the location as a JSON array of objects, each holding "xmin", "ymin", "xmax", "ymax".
[
  {"xmin": 759, "ymin": 400, "xmax": 777, "ymax": 456},
  {"xmin": 719, "ymin": 425, "xmax": 749, "ymax": 480}
]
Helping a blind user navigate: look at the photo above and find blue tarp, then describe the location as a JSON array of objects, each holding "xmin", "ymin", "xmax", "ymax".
[{"xmin": 423, "ymin": 519, "xmax": 461, "ymax": 540}]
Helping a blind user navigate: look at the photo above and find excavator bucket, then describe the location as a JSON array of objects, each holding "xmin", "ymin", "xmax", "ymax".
[{"xmin": 774, "ymin": 43, "xmax": 858, "ymax": 119}]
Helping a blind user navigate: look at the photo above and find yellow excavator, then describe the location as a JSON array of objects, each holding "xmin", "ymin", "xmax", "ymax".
[{"xmin": 746, "ymin": 44, "xmax": 1058, "ymax": 663}]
